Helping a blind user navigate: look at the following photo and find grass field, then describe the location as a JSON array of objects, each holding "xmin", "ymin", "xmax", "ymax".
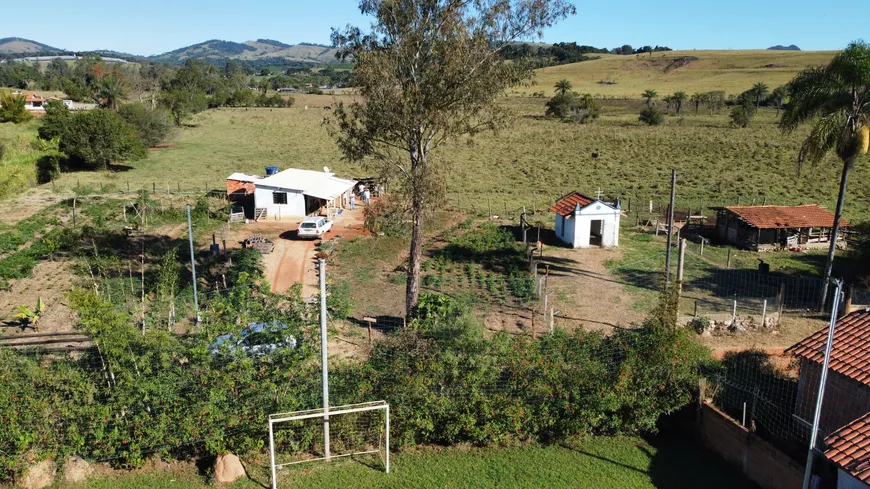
[
  {"xmin": 524, "ymin": 50, "xmax": 837, "ymax": 98},
  {"xmin": 38, "ymin": 97, "xmax": 870, "ymax": 222},
  {"xmin": 55, "ymin": 436, "xmax": 759, "ymax": 489}
]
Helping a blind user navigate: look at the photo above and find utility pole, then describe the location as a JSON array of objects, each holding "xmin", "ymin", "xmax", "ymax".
[
  {"xmin": 185, "ymin": 205, "xmax": 200, "ymax": 324},
  {"xmin": 801, "ymin": 279, "xmax": 844, "ymax": 489},
  {"xmin": 665, "ymin": 169, "xmax": 677, "ymax": 285},
  {"xmin": 319, "ymin": 259, "xmax": 331, "ymax": 461}
]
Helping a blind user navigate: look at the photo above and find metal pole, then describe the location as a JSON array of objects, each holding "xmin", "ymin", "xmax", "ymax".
[
  {"xmin": 269, "ymin": 420, "xmax": 277, "ymax": 489},
  {"xmin": 742, "ymin": 402, "xmax": 746, "ymax": 427},
  {"xmin": 185, "ymin": 205, "xmax": 201, "ymax": 324},
  {"xmin": 801, "ymin": 280, "xmax": 843, "ymax": 489},
  {"xmin": 665, "ymin": 169, "xmax": 677, "ymax": 285},
  {"xmin": 319, "ymin": 259, "xmax": 331, "ymax": 461},
  {"xmin": 761, "ymin": 299, "xmax": 767, "ymax": 326},
  {"xmin": 385, "ymin": 405, "xmax": 390, "ymax": 473}
]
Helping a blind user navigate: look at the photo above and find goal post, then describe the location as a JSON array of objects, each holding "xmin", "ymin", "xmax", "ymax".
[{"xmin": 268, "ymin": 400, "xmax": 390, "ymax": 489}]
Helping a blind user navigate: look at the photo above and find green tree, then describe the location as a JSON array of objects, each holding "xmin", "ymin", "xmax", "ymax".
[
  {"xmin": 554, "ymin": 79, "xmax": 572, "ymax": 96},
  {"xmin": 780, "ymin": 40, "xmax": 870, "ymax": 306},
  {"xmin": 37, "ymin": 99, "xmax": 70, "ymax": 140},
  {"xmin": 703, "ymin": 90, "xmax": 725, "ymax": 115},
  {"xmin": 545, "ymin": 92, "xmax": 598, "ymax": 122},
  {"xmin": 769, "ymin": 85, "xmax": 788, "ymax": 117},
  {"xmin": 0, "ymin": 91, "xmax": 33, "ymax": 124},
  {"xmin": 642, "ymin": 89, "xmax": 657, "ymax": 107},
  {"xmin": 58, "ymin": 109, "xmax": 146, "ymax": 169},
  {"xmin": 690, "ymin": 92, "xmax": 703, "ymax": 114},
  {"xmin": 330, "ymin": 0, "xmax": 575, "ymax": 316},
  {"xmin": 638, "ymin": 105, "xmax": 665, "ymax": 125},
  {"xmin": 662, "ymin": 95, "xmax": 673, "ymax": 115},
  {"xmin": 672, "ymin": 91, "xmax": 687, "ymax": 116},
  {"xmin": 158, "ymin": 89, "xmax": 208, "ymax": 126},
  {"xmin": 117, "ymin": 103, "xmax": 175, "ymax": 147},
  {"xmin": 750, "ymin": 81, "xmax": 769, "ymax": 108},
  {"xmin": 729, "ymin": 98, "xmax": 756, "ymax": 128},
  {"xmin": 99, "ymin": 74, "xmax": 127, "ymax": 110}
]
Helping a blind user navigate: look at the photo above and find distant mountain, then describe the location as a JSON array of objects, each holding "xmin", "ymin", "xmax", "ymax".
[
  {"xmin": 149, "ymin": 39, "xmax": 340, "ymax": 64},
  {"xmin": 767, "ymin": 44, "xmax": 801, "ymax": 51},
  {"xmin": 0, "ymin": 37, "xmax": 64, "ymax": 54}
]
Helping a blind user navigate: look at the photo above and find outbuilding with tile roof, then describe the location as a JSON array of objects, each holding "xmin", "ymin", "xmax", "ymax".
[
  {"xmin": 825, "ymin": 412, "xmax": 870, "ymax": 488},
  {"xmin": 711, "ymin": 204, "xmax": 848, "ymax": 251},
  {"xmin": 550, "ymin": 192, "xmax": 620, "ymax": 248}
]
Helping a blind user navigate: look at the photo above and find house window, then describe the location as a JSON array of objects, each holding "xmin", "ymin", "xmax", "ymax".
[{"xmin": 273, "ymin": 192, "xmax": 288, "ymax": 205}]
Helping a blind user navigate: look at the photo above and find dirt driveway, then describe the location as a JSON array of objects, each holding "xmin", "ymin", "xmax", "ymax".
[{"xmin": 229, "ymin": 208, "xmax": 368, "ymax": 299}]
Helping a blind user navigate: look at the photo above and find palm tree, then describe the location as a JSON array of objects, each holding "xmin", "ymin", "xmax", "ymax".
[
  {"xmin": 769, "ymin": 85, "xmax": 788, "ymax": 117},
  {"xmin": 672, "ymin": 91, "xmax": 687, "ymax": 116},
  {"xmin": 0, "ymin": 91, "xmax": 32, "ymax": 124},
  {"xmin": 751, "ymin": 81, "xmax": 769, "ymax": 108},
  {"xmin": 99, "ymin": 75, "xmax": 127, "ymax": 110},
  {"xmin": 554, "ymin": 79, "xmax": 572, "ymax": 96},
  {"xmin": 662, "ymin": 95, "xmax": 674, "ymax": 115},
  {"xmin": 642, "ymin": 89, "xmax": 657, "ymax": 107},
  {"xmin": 690, "ymin": 92, "xmax": 703, "ymax": 115},
  {"xmin": 780, "ymin": 40, "xmax": 870, "ymax": 307}
]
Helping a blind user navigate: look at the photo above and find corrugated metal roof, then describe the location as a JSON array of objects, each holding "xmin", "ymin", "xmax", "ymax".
[
  {"xmin": 227, "ymin": 172, "xmax": 261, "ymax": 183},
  {"xmin": 826, "ymin": 413, "xmax": 870, "ymax": 483},
  {"xmin": 786, "ymin": 310, "xmax": 870, "ymax": 387},
  {"xmin": 718, "ymin": 205, "xmax": 848, "ymax": 229},
  {"xmin": 231, "ymin": 168, "xmax": 357, "ymax": 201}
]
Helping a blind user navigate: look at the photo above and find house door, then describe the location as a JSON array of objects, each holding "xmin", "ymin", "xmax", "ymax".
[{"xmin": 590, "ymin": 219, "xmax": 603, "ymax": 247}]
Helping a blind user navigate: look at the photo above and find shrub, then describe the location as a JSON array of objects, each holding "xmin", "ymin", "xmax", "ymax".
[
  {"xmin": 36, "ymin": 154, "xmax": 64, "ymax": 183},
  {"xmin": 545, "ymin": 92, "xmax": 599, "ymax": 123},
  {"xmin": 58, "ymin": 109, "xmax": 147, "ymax": 170},
  {"xmin": 0, "ymin": 142, "xmax": 5, "ymax": 161},
  {"xmin": 326, "ymin": 279, "xmax": 354, "ymax": 320},
  {"xmin": 0, "ymin": 91, "xmax": 32, "ymax": 124},
  {"xmin": 638, "ymin": 105, "xmax": 665, "ymax": 126},
  {"xmin": 729, "ymin": 102, "xmax": 756, "ymax": 128},
  {"xmin": 117, "ymin": 103, "xmax": 175, "ymax": 147},
  {"xmin": 37, "ymin": 100, "xmax": 71, "ymax": 141},
  {"xmin": 363, "ymin": 196, "xmax": 409, "ymax": 236}
]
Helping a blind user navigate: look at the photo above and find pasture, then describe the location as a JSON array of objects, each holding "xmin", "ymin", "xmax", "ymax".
[
  {"xmin": 53, "ymin": 436, "xmax": 759, "ymax": 489},
  {"xmin": 40, "ymin": 96, "xmax": 870, "ymax": 223},
  {"xmin": 524, "ymin": 50, "xmax": 838, "ymax": 98}
]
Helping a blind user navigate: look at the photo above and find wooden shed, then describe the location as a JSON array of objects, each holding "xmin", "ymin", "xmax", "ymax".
[{"xmin": 711, "ymin": 204, "xmax": 848, "ymax": 251}]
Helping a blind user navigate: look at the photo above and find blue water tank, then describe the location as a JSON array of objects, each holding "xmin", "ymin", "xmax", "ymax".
[{"xmin": 265, "ymin": 166, "xmax": 279, "ymax": 176}]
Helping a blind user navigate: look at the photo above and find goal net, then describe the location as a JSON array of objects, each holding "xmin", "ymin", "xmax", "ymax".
[{"xmin": 268, "ymin": 401, "xmax": 389, "ymax": 488}]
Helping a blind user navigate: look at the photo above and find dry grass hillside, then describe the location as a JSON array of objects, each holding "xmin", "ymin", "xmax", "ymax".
[{"xmin": 522, "ymin": 50, "xmax": 838, "ymax": 98}]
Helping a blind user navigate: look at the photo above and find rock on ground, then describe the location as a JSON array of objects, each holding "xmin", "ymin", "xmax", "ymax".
[
  {"xmin": 62, "ymin": 456, "xmax": 93, "ymax": 484},
  {"xmin": 213, "ymin": 453, "xmax": 246, "ymax": 484},
  {"xmin": 20, "ymin": 459, "xmax": 57, "ymax": 489}
]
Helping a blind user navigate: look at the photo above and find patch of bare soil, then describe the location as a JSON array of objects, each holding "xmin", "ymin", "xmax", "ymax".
[
  {"xmin": 0, "ymin": 259, "xmax": 75, "ymax": 334},
  {"xmin": 0, "ymin": 188, "xmax": 68, "ymax": 224},
  {"xmin": 534, "ymin": 245, "xmax": 647, "ymax": 332}
]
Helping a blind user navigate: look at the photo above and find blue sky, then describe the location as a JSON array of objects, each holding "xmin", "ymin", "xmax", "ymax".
[{"xmin": 5, "ymin": 0, "xmax": 861, "ymax": 56}]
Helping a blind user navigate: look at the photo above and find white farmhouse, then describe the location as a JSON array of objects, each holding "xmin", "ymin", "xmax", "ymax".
[
  {"xmin": 226, "ymin": 167, "xmax": 357, "ymax": 220},
  {"xmin": 550, "ymin": 192, "xmax": 620, "ymax": 248}
]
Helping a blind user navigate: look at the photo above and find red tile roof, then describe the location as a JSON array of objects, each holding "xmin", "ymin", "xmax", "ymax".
[
  {"xmin": 719, "ymin": 205, "xmax": 847, "ymax": 229},
  {"xmin": 549, "ymin": 192, "xmax": 594, "ymax": 217},
  {"xmin": 786, "ymin": 310, "xmax": 870, "ymax": 387},
  {"xmin": 825, "ymin": 413, "xmax": 870, "ymax": 482}
]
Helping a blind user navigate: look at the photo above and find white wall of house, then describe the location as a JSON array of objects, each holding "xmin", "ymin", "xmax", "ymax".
[
  {"xmin": 254, "ymin": 185, "xmax": 306, "ymax": 218},
  {"xmin": 838, "ymin": 469, "xmax": 870, "ymax": 489},
  {"xmin": 557, "ymin": 201, "xmax": 620, "ymax": 248}
]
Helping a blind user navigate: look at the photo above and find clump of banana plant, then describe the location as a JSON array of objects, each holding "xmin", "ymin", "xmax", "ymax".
[{"xmin": 14, "ymin": 297, "xmax": 45, "ymax": 331}]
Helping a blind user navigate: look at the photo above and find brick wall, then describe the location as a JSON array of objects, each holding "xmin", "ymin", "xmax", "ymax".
[
  {"xmin": 697, "ymin": 401, "xmax": 804, "ymax": 489},
  {"xmin": 795, "ymin": 358, "xmax": 870, "ymax": 440},
  {"xmin": 227, "ymin": 179, "xmax": 255, "ymax": 196}
]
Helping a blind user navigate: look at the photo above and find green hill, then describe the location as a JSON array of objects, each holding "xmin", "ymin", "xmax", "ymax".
[
  {"xmin": 149, "ymin": 39, "xmax": 339, "ymax": 64},
  {"xmin": 0, "ymin": 37, "xmax": 64, "ymax": 54},
  {"xmin": 524, "ymin": 49, "xmax": 837, "ymax": 98}
]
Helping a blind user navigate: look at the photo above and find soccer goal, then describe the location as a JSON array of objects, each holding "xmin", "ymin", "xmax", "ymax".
[{"xmin": 267, "ymin": 400, "xmax": 389, "ymax": 488}]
